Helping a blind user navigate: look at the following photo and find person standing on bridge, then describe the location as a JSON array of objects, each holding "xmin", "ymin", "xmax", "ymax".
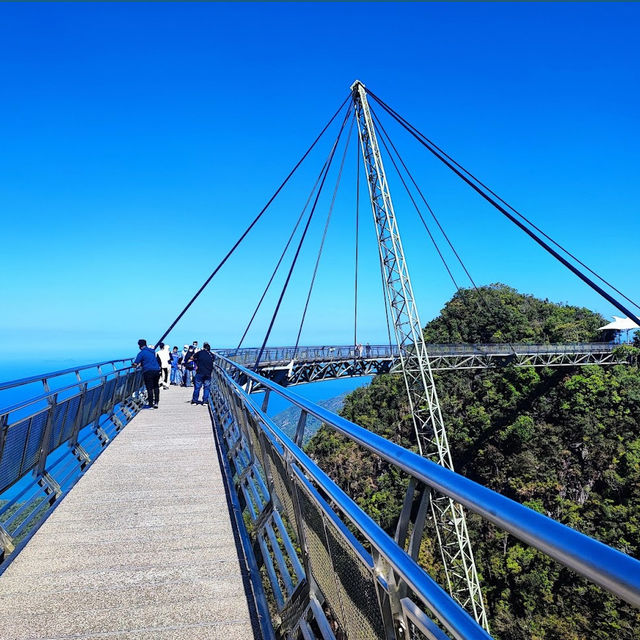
[
  {"xmin": 133, "ymin": 339, "xmax": 161, "ymax": 409},
  {"xmin": 170, "ymin": 346, "xmax": 181, "ymax": 385},
  {"xmin": 192, "ymin": 342, "xmax": 214, "ymax": 405},
  {"xmin": 156, "ymin": 342, "xmax": 171, "ymax": 390},
  {"xmin": 181, "ymin": 345, "xmax": 196, "ymax": 386}
]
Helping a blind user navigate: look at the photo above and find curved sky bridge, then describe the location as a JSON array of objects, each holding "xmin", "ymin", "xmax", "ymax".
[{"xmin": 219, "ymin": 342, "xmax": 628, "ymax": 387}]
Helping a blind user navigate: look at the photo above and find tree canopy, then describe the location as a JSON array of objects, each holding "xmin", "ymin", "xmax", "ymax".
[
  {"xmin": 306, "ymin": 285, "xmax": 639, "ymax": 639},
  {"xmin": 422, "ymin": 283, "xmax": 612, "ymax": 344}
]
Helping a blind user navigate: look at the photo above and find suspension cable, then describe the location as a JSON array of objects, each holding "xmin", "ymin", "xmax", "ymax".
[
  {"xmin": 367, "ymin": 89, "xmax": 640, "ymax": 326},
  {"xmin": 368, "ymin": 89, "xmax": 640, "ymax": 315},
  {"xmin": 236, "ymin": 159, "xmax": 329, "ymax": 351},
  {"xmin": 154, "ymin": 95, "xmax": 351, "ymax": 347},
  {"xmin": 373, "ymin": 111, "xmax": 461, "ymax": 292},
  {"xmin": 371, "ymin": 106, "xmax": 517, "ymax": 353},
  {"xmin": 253, "ymin": 105, "xmax": 353, "ymax": 370},
  {"xmin": 293, "ymin": 117, "xmax": 355, "ymax": 353}
]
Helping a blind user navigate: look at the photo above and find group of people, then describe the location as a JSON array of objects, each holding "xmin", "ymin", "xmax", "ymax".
[{"xmin": 133, "ymin": 339, "xmax": 214, "ymax": 409}]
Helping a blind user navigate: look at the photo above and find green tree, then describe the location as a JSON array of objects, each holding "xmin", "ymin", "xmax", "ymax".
[{"xmin": 307, "ymin": 284, "xmax": 640, "ymax": 639}]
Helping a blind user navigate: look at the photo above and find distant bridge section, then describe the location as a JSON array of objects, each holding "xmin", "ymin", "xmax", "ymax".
[{"xmin": 217, "ymin": 343, "xmax": 626, "ymax": 386}]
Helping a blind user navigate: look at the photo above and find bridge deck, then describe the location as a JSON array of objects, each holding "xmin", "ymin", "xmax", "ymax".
[{"xmin": 0, "ymin": 387, "xmax": 255, "ymax": 639}]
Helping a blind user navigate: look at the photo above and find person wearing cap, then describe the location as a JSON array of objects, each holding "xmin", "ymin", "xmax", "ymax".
[
  {"xmin": 192, "ymin": 342, "xmax": 214, "ymax": 405},
  {"xmin": 133, "ymin": 339, "xmax": 161, "ymax": 409}
]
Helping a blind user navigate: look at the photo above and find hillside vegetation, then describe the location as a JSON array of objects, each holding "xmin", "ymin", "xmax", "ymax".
[{"xmin": 306, "ymin": 284, "xmax": 640, "ymax": 639}]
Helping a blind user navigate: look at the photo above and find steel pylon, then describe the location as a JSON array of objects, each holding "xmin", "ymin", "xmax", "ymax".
[{"xmin": 351, "ymin": 80, "xmax": 489, "ymax": 630}]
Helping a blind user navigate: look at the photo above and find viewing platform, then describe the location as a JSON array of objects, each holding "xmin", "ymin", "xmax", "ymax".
[{"xmin": 0, "ymin": 386, "xmax": 256, "ymax": 640}]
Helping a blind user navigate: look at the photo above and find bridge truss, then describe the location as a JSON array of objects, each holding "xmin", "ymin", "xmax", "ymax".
[{"xmin": 219, "ymin": 342, "xmax": 626, "ymax": 387}]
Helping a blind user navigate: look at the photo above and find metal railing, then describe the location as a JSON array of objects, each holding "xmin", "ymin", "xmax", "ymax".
[
  {"xmin": 218, "ymin": 342, "xmax": 617, "ymax": 366},
  {"xmin": 217, "ymin": 344, "xmax": 399, "ymax": 365},
  {"xmin": 210, "ymin": 354, "xmax": 640, "ymax": 640},
  {"xmin": 0, "ymin": 359, "xmax": 146, "ymax": 568}
]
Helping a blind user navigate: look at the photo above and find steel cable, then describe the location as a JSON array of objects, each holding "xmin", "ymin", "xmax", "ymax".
[
  {"xmin": 354, "ymin": 128, "xmax": 360, "ymax": 352},
  {"xmin": 253, "ymin": 105, "xmax": 353, "ymax": 370},
  {"xmin": 236, "ymin": 160, "xmax": 330, "ymax": 351},
  {"xmin": 154, "ymin": 95, "xmax": 351, "ymax": 347},
  {"xmin": 293, "ymin": 117, "xmax": 355, "ymax": 354},
  {"xmin": 373, "ymin": 111, "xmax": 461, "ymax": 292},
  {"xmin": 368, "ymin": 89, "xmax": 640, "ymax": 314},
  {"xmin": 367, "ymin": 89, "xmax": 640, "ymax": 326},
  {"xmin": 371, "ymin": 106, "xmax": 518, "ymax": 355}
]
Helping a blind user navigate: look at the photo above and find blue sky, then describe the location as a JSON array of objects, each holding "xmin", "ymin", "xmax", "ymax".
[{"xmin": 1, "ymin": 3, "xmax": 639, "ymax": 365}]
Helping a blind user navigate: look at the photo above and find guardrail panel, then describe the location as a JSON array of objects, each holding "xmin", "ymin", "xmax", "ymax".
[
  {"xmin": 113, "ymin": 375, "xmax": 128, "ymax": 405},
  {"xmin": 0, "ymin": 417, "xmax": 35, "ymax": 494},
  {"xmin": 0, "ymin": 359, "xmax": 144, "ymax": 568},
  {"xmin": 0, "ymin": 409, "xmax": 51, "ymax": 495},
  {"xmin": 323, "ymin": 512, "xmax": 387, "ymax": 640},
  {"xmin": 265, "ymin": 443, "xmax": 298, "ymax": 541},
  {"xmin": 49, "ymin": 394, "xmax": 81, "ymax": 451},
  {"xmin": 55, "ymin": 393, "xmax": 82, "ymax": 448},
  {"xmin": 99, "ymin": 378, "xmax": 117, "ymax": 415},
  {"xmin": 293, "ymin": 473, "xmax": 387, "ymax": 639},
  {"xmin": 296, "ymin": 478, "xmax": 347, "ymax": 630},
  {"xmin": 20, "ymin": 409, "xmax": 49, "ymax": 478},
  {"xmin": 79, "ymin": 386, "xmax": 102, "ymax": 426}
]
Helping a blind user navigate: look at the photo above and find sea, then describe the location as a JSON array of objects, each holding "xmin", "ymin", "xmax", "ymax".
[
  {"xmin": 0, "ymin": 350, "xmax": 370, "ymax": 505},
  {"xmin": 0, "ymin": 351, "xmax": 371, "ymax": 417}
]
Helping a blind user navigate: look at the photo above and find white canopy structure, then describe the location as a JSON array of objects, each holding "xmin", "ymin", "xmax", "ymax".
[{"xmin": 598, "ymin": 316, "xmax": 640, "ymax": 331}]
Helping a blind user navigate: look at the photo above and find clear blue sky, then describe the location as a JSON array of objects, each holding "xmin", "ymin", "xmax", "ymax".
[{"xmin": 1, "ymin": 3, "xmax": 639, "ymax": 365}]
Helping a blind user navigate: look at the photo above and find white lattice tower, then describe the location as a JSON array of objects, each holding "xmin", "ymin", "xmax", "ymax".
[{"xmin": 351, "ymin": 80, "xmax": 488, "ymax": 629}]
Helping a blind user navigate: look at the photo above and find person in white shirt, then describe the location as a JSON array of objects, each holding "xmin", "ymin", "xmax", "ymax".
[{"xmin": 156, "ymin": 343, "xmax": 171, "ymax": 390}]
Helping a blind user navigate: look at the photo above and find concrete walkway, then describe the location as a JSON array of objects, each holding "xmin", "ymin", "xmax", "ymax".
[{"xmin": 0, "ymin": 386, "xmax": 256, "ymax": 640}]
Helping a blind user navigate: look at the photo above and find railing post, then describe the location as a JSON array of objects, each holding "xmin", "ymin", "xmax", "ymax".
[
  {"xmin": 0, "ymin": 412, "xmax": 8, "ymax": 466},
  {"xmin": 35, "ymin": 390, "xmax": 57, "ymax": 476},
  {"xmin": 261, "ymin": 389, "xmax": 271, "ymax": 413},
  {"xmin": 69, "ymin": 382, "xmax": 89, "ymax": 447},
  {"xmin": 372, "ymin": 549, "xmax": 409, "ymax": 640},
  {"xmin": 35, "ymin": 389, "xmax": 63, "ymax": 501},
  {"xmin": 294, "ymin": 411, "xmax": 307, "ymax": 447}
]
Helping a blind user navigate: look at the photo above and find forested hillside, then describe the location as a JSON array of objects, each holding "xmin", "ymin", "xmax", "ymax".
[{"xmin": 307, "ymin": 284, "xmax": 640, "ymax": 639}]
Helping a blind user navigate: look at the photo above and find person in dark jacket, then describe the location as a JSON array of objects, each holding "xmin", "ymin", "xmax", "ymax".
[
  {"xmin": 133, "ymin": 338, "xmax": 161, "ymax": 408},
  {"xmin": 191, "ymin": 342, "xmax": 214, "ymax": 405},
  {"xmin": 181, "ymin": 345, "xmax": 196, "ymax": 387}
]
